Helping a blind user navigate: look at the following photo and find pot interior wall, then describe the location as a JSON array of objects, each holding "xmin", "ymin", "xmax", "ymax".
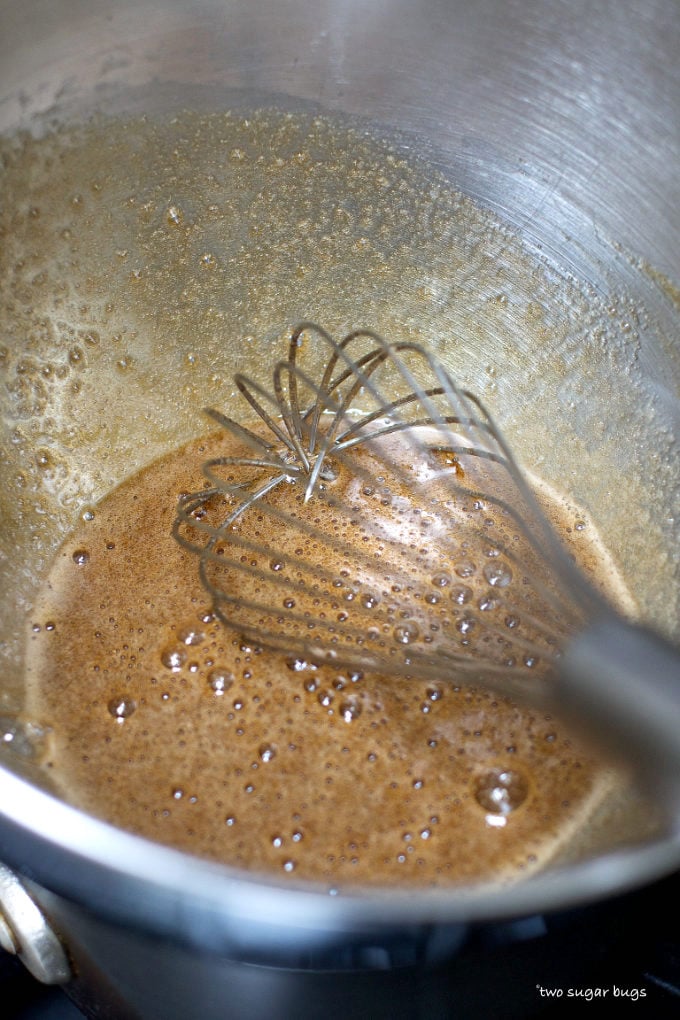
[{"xmin": 0, "ymin": 0, "xmax": 679, "ymax": 880}]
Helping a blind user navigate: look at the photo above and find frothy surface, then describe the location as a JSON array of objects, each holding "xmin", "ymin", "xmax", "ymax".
[{"xmin": 24, "ymin": 430, "xmax": 620, "ymax": 888}]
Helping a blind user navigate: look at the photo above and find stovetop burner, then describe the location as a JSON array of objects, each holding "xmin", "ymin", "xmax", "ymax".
[{"xmin": 3, "ymin": 871, "xmax": 680, "ymax": 1018}]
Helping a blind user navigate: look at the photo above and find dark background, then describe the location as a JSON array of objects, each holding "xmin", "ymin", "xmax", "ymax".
[{"xmin": 2, "ymin": 869, "xmax": 679, "ymax": 1018}]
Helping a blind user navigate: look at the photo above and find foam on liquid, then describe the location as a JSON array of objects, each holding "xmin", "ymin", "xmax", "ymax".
[
  {"xmin": 1, "ymin": 108, "xmax": 642, "ymax": 888},
  {"xmin": 24, "ymin": 428, "xmax": 626, "ymax": 888}
]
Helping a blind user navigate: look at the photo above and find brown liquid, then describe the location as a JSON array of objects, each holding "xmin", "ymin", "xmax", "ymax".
[{"xmin": 24, "ymin": 429, "xmax": 624, "ymax": 888}]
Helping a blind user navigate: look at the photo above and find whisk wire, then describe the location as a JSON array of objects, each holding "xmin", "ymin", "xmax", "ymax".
[{"xmin": 174, "ymin": 324, "xmax": 610, "ymax": 693}]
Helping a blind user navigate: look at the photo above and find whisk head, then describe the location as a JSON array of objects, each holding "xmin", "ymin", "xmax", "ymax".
[{"xmin": 173, "ymin": 323, "xmax": 606, "ymax": 704}]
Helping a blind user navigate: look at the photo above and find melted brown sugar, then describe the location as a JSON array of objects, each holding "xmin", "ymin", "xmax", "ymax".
[{"xmin": 24, "ymin": 430, "xmax": 621, "ymax": 888}]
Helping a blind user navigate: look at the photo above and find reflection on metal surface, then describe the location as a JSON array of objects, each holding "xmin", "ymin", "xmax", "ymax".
[{"xmin": 0, "ymin": 863, "xmax": 71, "ymax": 985}]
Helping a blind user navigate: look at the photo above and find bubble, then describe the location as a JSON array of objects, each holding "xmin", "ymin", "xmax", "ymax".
[
  {"xmin": 282, "ymin": 860, "xmax": 296, "ymax": 873},
  {"xmin": 161, "ymin": 647, "xmax": 186, "ymax": 671},
  {"xmin": 483, "ymin": 562, "xmax": 513, "ymax": 587},
  {"xmin": 292, "ymin": 830, "xmax": 304, "ymax": 843},
  {"xmin": 207, "ymin": 669, "xmax": 234, "ymax": 695},
  {"xmin": 238, "ymin": 636, "xmax": 262, "ymax": 654},
  {"xmin": 360, "ymin": 591, "xmax": 379, "ymax": 609},
  {"xmin": 454, "ymin": 561, "xmax": 476, "ymax": 578},
  {"xmin": 451, "ymin": 585, "xmax": 473, "ymax": 605},
  {"xmin": 430, "ymin": 571, "xmax": 452, "ymax": 587},
  {"xmin": 107, "ymin": 697, "xmax": 137, "ymax": 722},
  {"xmin": 178, "ymin": 627, "xmax": 205, "ymax": 646},
  {"xmin": 478, "ymin": 595, "xmax": 499, "ymax": 611},
  {"xmin": 457, "ymin": 617, "xmax": 475, "ymax": 636},
  {"xmin": 272, "ymin": 835, "xmax": 283, "ymax": 848},
  {"xmin": 339, "ymin": 696, "xmax": 362, "ymax": 723},
  {"xmin": 270, "ymin": 559, "xmax": 285, "ymax": 572},
  {"xmin": 318, "ymin": 690, "xmax": 334, "ymax": 708},
  {"xmin": 259, "ymin": 743, "xmax": 277, "ymax": 763},
  {"xmin": 72, "ymin": 549, "xmax": 90, "ymax": 566},
  {"xmin": 81, "ymin": 509, "xmax": 95, "ymax": 522},
  {"xmin": 426, "ymin": 684, "xmax": 443, "ymax": 702},
  {"xmin": 505, "ymin": 615, "xmax": 520, "ymax": 629},
  {"xmin": 225, "ymin": 815, "xmax": 236, "ymax": 827},
  {"xmin": 420, "ymin": 828, "xmax": 431, "ymax": 840},
  {"xmin": 474, "ymin": 768, "xmax": 529, "ymax": 815},
  {"xmin": 393, "ymin": 621, "xmax": 420, "ymax": 645},
  {"xmin": 412, "ymin": 778, "xmax": 424, "ymax": 790},
  {"xmin": 283, "ymin": 598, "xmax": 296, "ymax": 609}
]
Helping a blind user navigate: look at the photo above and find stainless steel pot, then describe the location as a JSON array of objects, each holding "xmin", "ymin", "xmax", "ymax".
[{"xmin": 1, "ymin": 1, "xmax": 679, "ymax": 1017}]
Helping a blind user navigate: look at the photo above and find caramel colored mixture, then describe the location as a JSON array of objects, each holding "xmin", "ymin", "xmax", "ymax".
[{"xmin": 25, "ymin": 429, "xmax": 618, "ymax": 888}]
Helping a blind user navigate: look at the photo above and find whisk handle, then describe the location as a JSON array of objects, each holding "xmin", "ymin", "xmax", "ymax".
[{"xmin": 559, "ymin": 618, "xmax": 680, "ymax": 805}]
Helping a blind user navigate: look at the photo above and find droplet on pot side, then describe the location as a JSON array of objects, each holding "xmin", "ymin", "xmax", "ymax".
[{"xmin": 166, "ymin": 204, "xmax": 183, "ymax": 226}]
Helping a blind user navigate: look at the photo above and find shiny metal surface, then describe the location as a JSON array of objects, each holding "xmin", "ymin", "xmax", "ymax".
[
  {"xmin": 0, "ymin": 863, "xmax": 71, "ymax": 984},
  {"xmin": 3, "ymin": 0, "xmax": 679, "ymax": 278},
  {"xmin": 0, "ymin": 0, "xmax": 679, "ymax": 1015}
]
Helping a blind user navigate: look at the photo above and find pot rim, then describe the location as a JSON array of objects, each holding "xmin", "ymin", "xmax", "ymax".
[
  {"xmin": 2, "ymin": 0, "xmax": 680, "ymax": 957},
  {"xmin": 0, "ymin": 763, "xmax": 678, "ymax": 951}
]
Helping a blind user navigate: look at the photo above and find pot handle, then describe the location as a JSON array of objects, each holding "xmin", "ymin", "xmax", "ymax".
[
  {"xmin": 0, "ymin": 862, "xmax": 71, "ymax": 984},
  {"xmin": 559, "ymin": 617, "xmax": 680, "ymax": 811}
]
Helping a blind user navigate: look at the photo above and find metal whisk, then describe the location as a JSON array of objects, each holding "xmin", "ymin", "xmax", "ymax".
[{"xmin": 174, "ymin": 323, "xmax": 680, "ymax": 796}]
